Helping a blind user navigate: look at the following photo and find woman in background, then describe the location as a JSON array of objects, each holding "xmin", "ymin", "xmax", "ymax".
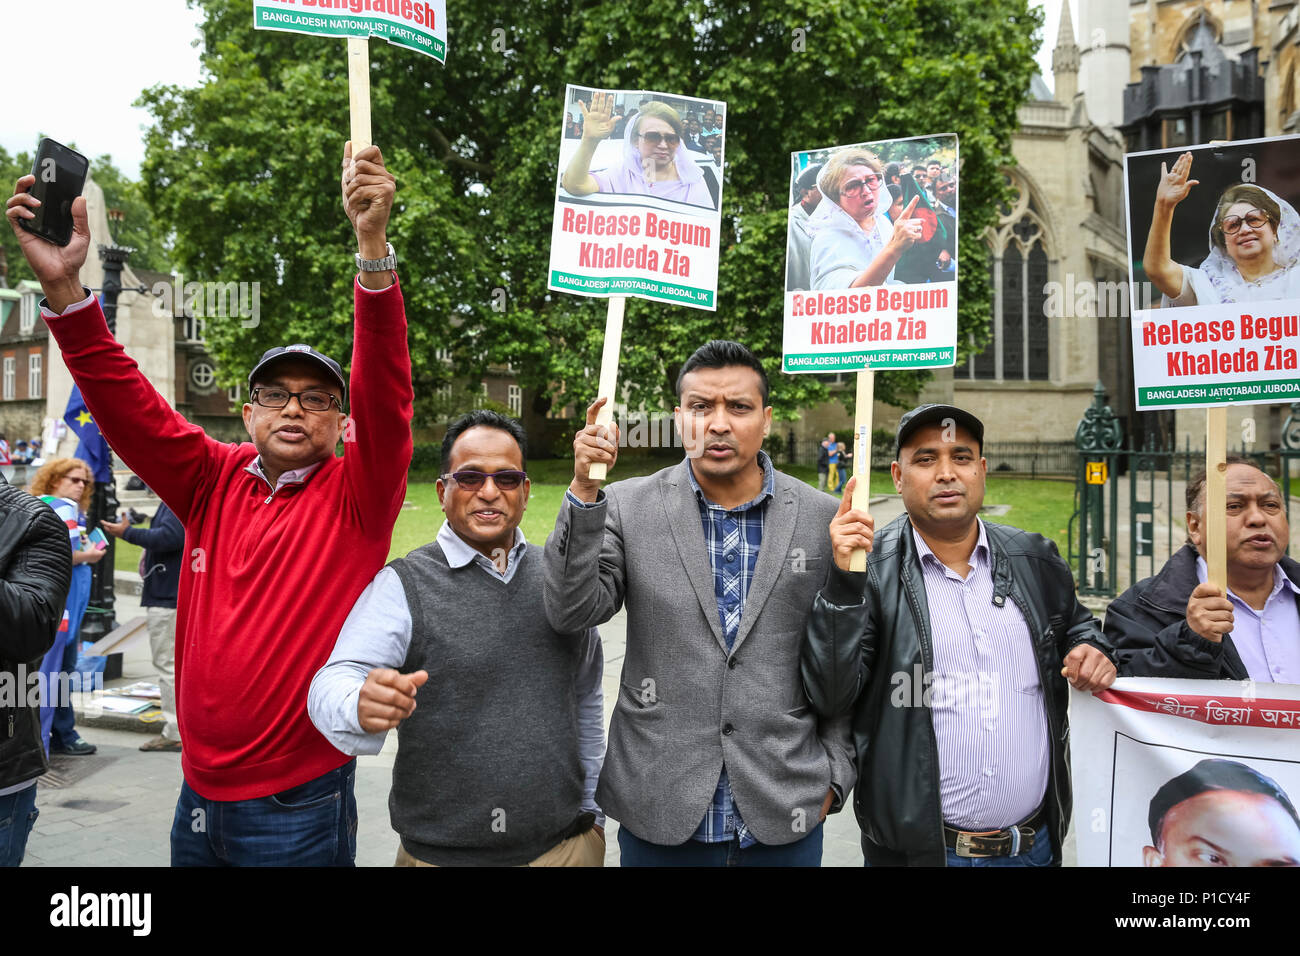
[{"xmin": 28, "ymin": 458, "xmax": 105, "ymax": 756}]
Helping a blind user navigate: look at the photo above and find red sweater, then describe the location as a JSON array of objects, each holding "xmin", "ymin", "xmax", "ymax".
[{"xmin": 46, "ymin": 279, "xmax": 413, "ymax": 800}]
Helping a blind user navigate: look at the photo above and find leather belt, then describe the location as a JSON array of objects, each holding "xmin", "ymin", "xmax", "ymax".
[{"xmin": 944, "ymin": 805, "xmax": 1046, "ymax": 858}]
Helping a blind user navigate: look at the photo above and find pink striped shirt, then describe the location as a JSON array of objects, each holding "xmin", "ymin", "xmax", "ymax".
[{"xmin": 912, "ymin": 520, "xmax": 1049, "ymax": 830}]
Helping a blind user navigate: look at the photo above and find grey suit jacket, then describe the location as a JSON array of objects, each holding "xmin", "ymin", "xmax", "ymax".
[{"xmin": 543, "ymin": 459, "xmax": 856, "ymax": 846}]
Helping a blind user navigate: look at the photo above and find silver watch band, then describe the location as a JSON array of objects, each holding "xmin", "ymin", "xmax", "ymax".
[{"xmin": 355, "ymin": 242, "xmax": 397, "ymax": 272}]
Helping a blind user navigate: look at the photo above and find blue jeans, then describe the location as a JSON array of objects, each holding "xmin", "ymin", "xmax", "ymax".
[
  {"xmin": 0, "ymin": 784, "xmax": 39, "ymax": 867},
  {"xmin": 49, "ymin": 563, "xmax": 92, "ymax": 748},
  {"xmin": 943, "ymin": 828, "xmax": 1055, "ymax": 867},
  {"xmin": 618, "ymin": 822, "xmax": 823, "ymax": 867},
  {"xmin": 170, "ymin": 760, "xmax": 357, "ymax": 866}
]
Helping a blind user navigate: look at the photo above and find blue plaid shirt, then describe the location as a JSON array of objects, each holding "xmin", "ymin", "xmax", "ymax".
[{"xmin": 686, "ymin": 451, "xmax": 775, "ymax": 847}]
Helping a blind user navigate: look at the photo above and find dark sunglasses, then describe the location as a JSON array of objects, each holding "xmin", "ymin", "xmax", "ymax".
[
  {"xmin": 440, "ymin": 470, "xmax": 528, "ymax": 491},
  {"xmin": 638, "ymin": 131, "xmax": 681, "ymax": 148}
]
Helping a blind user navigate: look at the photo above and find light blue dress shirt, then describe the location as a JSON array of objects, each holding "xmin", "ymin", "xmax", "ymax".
[{"xmin": 308, "ymin": 520, "xmax": 606, "ymax": 825}]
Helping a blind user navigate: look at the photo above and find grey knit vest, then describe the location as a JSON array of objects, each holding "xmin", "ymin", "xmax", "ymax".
[{"xmin": 388, "ymin": 540, "xmax": 588, "ymax": 866}]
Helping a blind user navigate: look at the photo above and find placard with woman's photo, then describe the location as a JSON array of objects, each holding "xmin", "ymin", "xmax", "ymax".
[
  {"xmin": 1123, "ymin": 135, "xmax": 1300, "ymax": 409},
  {"xmin": 548, "ymin": 85, "xmax": 725, "ymax": 309},
  {"xmin": 782, "ymin": 133, "xmax": 959, "ymax": 374}
]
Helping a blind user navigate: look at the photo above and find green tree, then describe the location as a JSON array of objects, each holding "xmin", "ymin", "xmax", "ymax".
[{"xmin": 138, "ymin": 0, "xmax": 1042, "ymax": 426}]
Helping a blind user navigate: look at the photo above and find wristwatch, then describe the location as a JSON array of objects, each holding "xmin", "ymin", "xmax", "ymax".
[{"xmin": 355, "ymin": 242, "xmax": 397, "ymax": 272}]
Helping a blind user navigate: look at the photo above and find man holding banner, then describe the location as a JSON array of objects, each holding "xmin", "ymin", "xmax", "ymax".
[
  {"xmin": 801, "ymin": 404, "xmax": 1117, "ymax": 866},
  {"xmin": 6, "ymin": 142, "xmax": 413, "ymax": 866},
  {"xmin": 1108, "ymin": 457, "xmax": 1300, "ymax": 683},
  {"xmin": 544, "ymin": 341, "xmax": 855, "ymax": 866}
]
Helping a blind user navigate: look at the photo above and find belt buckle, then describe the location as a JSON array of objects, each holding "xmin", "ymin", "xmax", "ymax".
[{"xmin": 953, "ymin": 831, "xmax": 993, "ymax": 859}]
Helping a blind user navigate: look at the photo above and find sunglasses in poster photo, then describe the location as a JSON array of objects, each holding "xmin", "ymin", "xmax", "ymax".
[{"xmin": 638, "ymin": 130, "xmax": 681, "ymax": 148}]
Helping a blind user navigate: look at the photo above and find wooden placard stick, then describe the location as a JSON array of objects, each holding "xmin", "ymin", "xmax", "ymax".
[
  {"xmin": 1204, "ymin": 405, "xmax": 1228, "ymax": 592},
  {"xmin": 849, "ymin": 367, "xmax": 874, "ymax": 572},
  {"xmin": 348, "ymin": 36, "xmax": 372, "ymax": 151},
  {"xmin": 588, "ymin": 295, "xmax": 626, "ymax": 481}
]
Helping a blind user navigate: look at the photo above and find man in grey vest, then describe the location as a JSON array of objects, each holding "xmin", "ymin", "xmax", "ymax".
[
  {"xmin": 544, "ymin": 340, "xmax": 855, "ymax": 866},
  {"xmin": 309, "ymin": 410, "xmax": 606, "ymax": 866}
]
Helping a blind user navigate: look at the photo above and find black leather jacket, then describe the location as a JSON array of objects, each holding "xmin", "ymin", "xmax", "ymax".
[
  {"xmin": 0, "ymin": 478, "xmax": 73, "ymax": 789},
  {"xmin": 800, "ymin": 514, "xmax": 1115, "ymax": 866},
  {"xmin": 1105, "ymin": 543, "xmax": 1293, "ymax": 680}
]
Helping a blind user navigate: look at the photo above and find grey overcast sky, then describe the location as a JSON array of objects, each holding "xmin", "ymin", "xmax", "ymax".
[
  {"xmin": 0, "ymin": 1, "xmax": 1065, "ymax": 180},
  {"xmin": 0, "ymin": 0, "xmax": 205, "ymax": 177}
]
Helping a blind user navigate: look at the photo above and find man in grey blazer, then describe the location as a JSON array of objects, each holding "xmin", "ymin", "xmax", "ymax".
[{"xmin": 544, "ymin": 340, "xmax": 855, "ymax": 865}]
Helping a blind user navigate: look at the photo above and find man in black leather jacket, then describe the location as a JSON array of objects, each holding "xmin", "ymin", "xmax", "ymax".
[
  {"xmin": 1108, "ymin": 456, "xmax": 1298, "ymax": 682},
  {"xmin": 0, "ymin": 472, "xmax": 72, "ymax": 866},
  {"xmin": 801, "ymin": 404, "xmax": 1116, "ymax": 866}
]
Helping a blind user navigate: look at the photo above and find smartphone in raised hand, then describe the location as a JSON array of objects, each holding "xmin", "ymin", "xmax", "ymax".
[{"xmin": 19, "ymin": 138, "xmax": 89, "ymax": 246}]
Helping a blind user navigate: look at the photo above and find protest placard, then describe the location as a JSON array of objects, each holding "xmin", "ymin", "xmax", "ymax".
[
  {"xmin": 1072, "ymin": 678, "xmax": 1300, "ymax": 867},
  {"xmin": 550, "ymin": 86, "xmax": 726, "ymax": 477},
  {"xmin": 549, "ymin": 85, "xmax": 726, "ymax": 309},
  {"xmin": 1124, "ymin": 136, "xmax": 1300, "ymax": 410},
  {"xmin": 1123, "ymin": 135, "xmax": 1300, "ymax": 589},
  {"xmin": 252, "ymin": 0, "xmax": 447, "ymax": 62},
  {"xmin": 782, "ymin": 134, "xmax": 958, "ymax": 567}
]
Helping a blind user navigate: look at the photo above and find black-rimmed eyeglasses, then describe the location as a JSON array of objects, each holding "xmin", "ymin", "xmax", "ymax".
[{"xmin": 251, "ymin": 387, "xmax": 343, "ymax": 412}]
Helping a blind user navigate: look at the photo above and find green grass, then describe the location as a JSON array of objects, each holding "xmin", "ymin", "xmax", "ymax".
[
  {"xmin": 980, "ymin": 476, "xmax": 1076, "ymax": 551},
  {"xmin": 117, "ymin": 466, "xmax": 1076, "ymax": 572}
]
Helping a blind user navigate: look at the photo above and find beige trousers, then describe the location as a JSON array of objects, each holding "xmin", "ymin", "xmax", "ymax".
[
  {"xmin": 394, "ymin": 828, "xmax": 605, "ymax": 867},
  {"xmin": 147, "ymin": 607, "xmax": 179, "ymax": 741}
]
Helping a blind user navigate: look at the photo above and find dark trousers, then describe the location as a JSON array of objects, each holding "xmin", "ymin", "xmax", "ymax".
[
  {"xmin": 170, "ymin": 760, "xmax": 357, "ymax": 867},
  {"xmin": 0, "ymin": 784, "xmax": 39, "ymax": 867},
  {"xmin": 618, "ymin": 822, "xmax": 823, "ymax": 867}
]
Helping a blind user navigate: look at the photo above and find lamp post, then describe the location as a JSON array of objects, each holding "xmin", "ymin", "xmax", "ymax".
[{"xmin": 78, "ymin": 236, "xmax": 132, "ymax": 644}]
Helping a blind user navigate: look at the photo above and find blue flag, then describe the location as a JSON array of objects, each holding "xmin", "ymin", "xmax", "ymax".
[{"xmin": 63, "ymin": 385, "xmax": 113, "ymax": 483}]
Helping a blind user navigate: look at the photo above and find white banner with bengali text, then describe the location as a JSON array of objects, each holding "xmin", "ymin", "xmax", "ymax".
[{"xmin": 1072, "ymin": 677, "xmax": 1300, "ymax": 867}]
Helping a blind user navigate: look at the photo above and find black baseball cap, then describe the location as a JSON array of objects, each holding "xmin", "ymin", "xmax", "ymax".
[
  {"xmin": 1148, "ymin": 758, "xmax": 1300, "ymax": 846},
  {"xmin": 248, "ymin": 345, "xmax": 346, "ymax": 397},
  {"xmin": 895, "ymin": 403, "xmax": 985, "ymax": 458}
]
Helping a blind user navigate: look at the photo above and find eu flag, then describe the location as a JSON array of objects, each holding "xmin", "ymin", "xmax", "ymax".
[{"xmin": 63, "ymin": 385, "xmax": 113, "ymax": 483}]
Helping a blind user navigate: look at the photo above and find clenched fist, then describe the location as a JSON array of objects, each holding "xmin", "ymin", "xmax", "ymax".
[{"xmin": 358, "ymin": 668, "xmax": 429, "ymax": 733}]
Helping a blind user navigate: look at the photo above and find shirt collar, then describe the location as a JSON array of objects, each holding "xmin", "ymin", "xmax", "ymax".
[
  {"xmin": 244, "ymin": 456, "xmax": 325, "ymax": 492},
  {"xmin": 912, "ymin": 517, "xmax": 989, "ymax": 572},
  {"xmin": 686, "ymin": 450, "xmax": 776, "ymax": 512},
  {"xmin": 436, "ymin": 520, "xmax": 528, "ymax": 574}
]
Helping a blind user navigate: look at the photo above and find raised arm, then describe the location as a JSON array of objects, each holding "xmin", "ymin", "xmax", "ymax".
[
  {"xmin": 542, "ymin": 397, "xmax": 626, "ymax": 633},
  {"xmin": 338, "ymin": 143, "xmax": 414, "ymax": 535},
  {"xmin": 1142, "ymin": 152, "xmax": 1199, "ymax": 301},
  {"xmin": 801, "ymin": 479, "xmax": 877, "ymax": 716},
  {"xmin": 7, "ymin": 176, "xmax": 221, "ymax": 522},
  {"xmin": 561, "ymin": 92, "xmax": 616, "ymax": 196}
]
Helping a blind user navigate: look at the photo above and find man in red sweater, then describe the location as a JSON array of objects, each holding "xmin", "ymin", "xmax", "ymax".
[{"xmin": 6, "ymin": 143, "xmax": 413, "ymax": 866}]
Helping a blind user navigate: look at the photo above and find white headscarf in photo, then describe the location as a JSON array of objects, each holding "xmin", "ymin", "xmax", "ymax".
[
  {"xmin": 591, "ymin": 110, "xmax": 712, "ymax": 208},
  {"xmin": 1200, "ymin": 185, "xmax": 1300, "ymax": 302}
]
